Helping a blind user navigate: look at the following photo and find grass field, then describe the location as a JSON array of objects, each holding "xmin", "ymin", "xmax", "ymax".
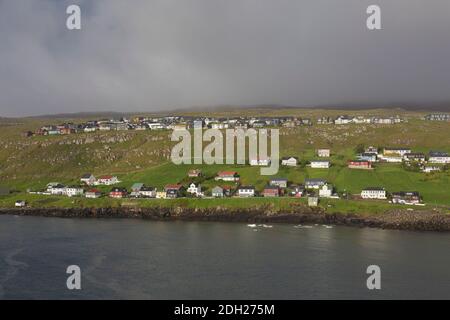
[{"xmin": 0, "ymin": 192, "xmax": 411, "ymax": 216}]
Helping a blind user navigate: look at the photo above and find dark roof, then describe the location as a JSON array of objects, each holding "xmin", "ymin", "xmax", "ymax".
[
  {"xmin": 305, "ymin": 178, "xmax": 326, "ymax": 183},
  {"xmin": 392, "ymin": 191, "xmax": 420, "ymax": 197},
  {"xmin": 429, "ymin": 151, "xmax": 449, "ymax": 157},
  {"xmin": 404, "ymin": 153, "xmax": 425, "ymax": 157},
  {"xmin": 360, "ymin": 153, "xmax": 377, "ymax": 156},
  {"xmin": 87, "ymin": 189, "xmax": 101, "ymax": 193}
]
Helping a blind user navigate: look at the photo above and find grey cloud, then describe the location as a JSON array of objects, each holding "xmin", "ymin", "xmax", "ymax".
[{"xmin": 1, "ymin": 0, "xmax": 450, "ymax": 116}]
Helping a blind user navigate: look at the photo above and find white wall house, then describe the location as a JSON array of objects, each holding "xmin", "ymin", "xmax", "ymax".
[
  {"xmin": 334, "ymin": 116, "xmax": 352, "ymax": 124},
  {"xmin": 361, "ymin": 188, "xmax": 387, "ymax": 199},
  {"xmin": 317, "ymin": 149, "xmax": 330, "ymax": 157},
  {"xmin": 378, "ymin": 155, "xmax": 403, "ymax": 163},
  {"xmin": 65, "ymin": 187, "xmax": 84, "ymax": 197},
  {"xmin": 15, "ymin": 200, "xmax": 26, "ymax": 207},
  {"xmin": 80, "ymin": 174, "xmax": 96, "ymax": 186},
  {"xmin": 281, "ymin": 157, "xmax": 298, "ymax": 167},
  {"xmin": 85, "ymin": 189, "xmax": 102, "ymax": 198},
  {"xmin": 96, "ymin": 176, "xmax": 119, "ymax": 185},
  {"xmin": 148, "ymin": 123, "xmax": 166, "ymax": 130},
  {"xmin": 187, "ymin": 183, "xmax": 203, "ymax": 197},
  {"xmin": 237, "ymin": 186, "xmax": 255, "ymax": 197},
  {"xmin": 318, "ymin": 184, "xmax": 333, "ymax": 198},
  {"xmin": 428, "ymin": 152, "xmax": 450, "ymax": 164},
  {"xmin": 139, "ymin": 187, "xmax": 157, "ymax": 198},
  {"xmin": 84, "ymin": 126, "xmax": 96, "ymax": 133},
  {"xmin": 47, "ymin": 183, "xmax": 66, "ymax": 195},
  {"xmin": 305, "ymin": 179, "xmax": 327, "ymax": 189},
  {"xmin": 215, "ymin": 171, "xmax": 240, "ymax": 182},
  {"xmin": 250, "ymin": 158, "xmax": 271, "ymax": 166},
  {"xmin": 311, "ymin": 160, "xmax": 330, "ymax": 168},
  {"xmin": 422, "ymin": 166, "xmax": 441, "ymax": 173}
]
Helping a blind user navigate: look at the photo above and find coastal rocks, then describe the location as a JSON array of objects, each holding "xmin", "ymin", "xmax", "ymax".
[{"xmin": 0, "ymin": 207, "xmax": 449, "ymax": 232}]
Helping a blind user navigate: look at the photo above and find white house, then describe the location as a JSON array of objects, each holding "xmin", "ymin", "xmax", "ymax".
[
  {"xmin": 215, "ymin": 171, "xmax": 240, "ymax": 182},
  {"xmin": 269, "ymin": 178, "xmax": 288, "ymax": 188},
  {"xmin": 422, "ymin": 166, "xmax": 441, "ymax": 173},
  {"xmin": 305, "ymin": 178, "xmax": 327, "ymax": 189},
  {"xmin": 317, "ymin": 149, "xmax": 330, "ymax": 157},
  {"xmin": 65, "ymin": 186, "xmax": 84, "ymax": 197},
  {"xmin": 237, "ymin": 186, "xmax": 255, "ymax": 197},
  {"xmin": 365, "ymin": 146, "xmax": 378, "ymax": 155},
  {"xmin": 15, "ymin": 200, "xmax": 26, "ymax": 207},
  {"xmin": 281, "ymin": 157, "xmax": 298, "ymax": 167},
  {"xmin": 334, "ymin": 116, "xmax": 353, "ymax": 124},
  {"xmin": 148, "ymin": 123, "xmax": 166, "ymax": 130},
  {"xmin": 210, "ymin": 122, "xmax": 229, "ymax": 129},
  {"xmin": 310, "ymin": 160, "xmax": 330, "ymax": 168},
  {"xmin": 83, "ymin": 126, "xmax": 97, "ymax": 133},
  {"xmin": 378, "ymin": 155, "xmax": 403, "ymax": 163},
  {"xmin": 80, "ymin": 173, "xmax": 96, "ymax": 186},
  {"xmin": 187, "ymin": 183, "xmax": 203, "ymax": 197},
  {"xmin": 47, "ymin": 183, "xmax": 66, "ymax": 195},
  {"xmin": 428, "ymin": 151, "xmax": 450, "ymax": 164},
  {"xmin": 139, "ymin": 187, "xmax": 157, "ymax": 198},
  {"xmin": 249, "ymin": 157, "xmax": 271, "ymax": 166},
  {"xmin": 96, "ymin": 175, "xmax": 119, "ymax": 185},
  {"xmin": 98, "ymin": 123, "xmax": 112, "ymax": 131},
  {"xmin": 211, "ymin": 186, "xmax": 224, "ymax": 198},
  {"xmin": 361, "ymin": 188, "xmax": 387, "ymax": 199},
  {"xmin": 85, "ymin": 189, "xmax": 102, "ymax": 198},
  {"xmin": 318, "ymin": 184, "xmax": 333, "ymax": 198}
]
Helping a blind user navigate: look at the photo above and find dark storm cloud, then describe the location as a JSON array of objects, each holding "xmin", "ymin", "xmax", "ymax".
[{"xmin": 0, "ymin": 0, "xmax": 449, "ymax": 116}]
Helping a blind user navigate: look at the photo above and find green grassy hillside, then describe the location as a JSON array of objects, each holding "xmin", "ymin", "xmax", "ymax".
[{"xmin": 0, "ymin": 109, "xmax": 449, "ymax": 211}]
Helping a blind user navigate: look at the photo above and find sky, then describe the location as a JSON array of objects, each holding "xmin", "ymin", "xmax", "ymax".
[{"xmin": 0, "ymin": 0, "xmax": 450, "ymax": 117}]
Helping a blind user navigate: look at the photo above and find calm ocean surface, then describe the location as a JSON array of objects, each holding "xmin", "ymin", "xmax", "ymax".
[{"xmin": 0, "ymin": 215, "xmax": 449, "ymax": 299}]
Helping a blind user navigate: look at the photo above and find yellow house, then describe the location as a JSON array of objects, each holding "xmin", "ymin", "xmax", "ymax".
[{"xmin": 156, "ymin": 191, "xmax": 167, "ymax": 199}]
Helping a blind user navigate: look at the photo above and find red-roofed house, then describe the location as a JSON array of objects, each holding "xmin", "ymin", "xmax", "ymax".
[
  {"xmin": 96, "ymin": 175, "xmax": 119, "ymax": 185},
  {"xmin": 348, "ymin": 160, "xmax": 372, "ymax": 169},
  {"xmin": 109, "ymin": 187, "xmax": 128, "ymax": 198},
  {"xmin": 263, "ymin": 186, "xmax": 280, "ymax": 197},
  {"xmin": 165, "ymin": 184, "xmax": 184, "ymax": 198},
  {"xmin": 85, "ymin": 189, "xmax": 102, "ymax": 198},
  {"xmin": 188, "ymin": 169, "xmax": 202, "ymax": 178},
  {"xmin": 215, "ymin": 171, "xmax": 240, "ymax": 182}
]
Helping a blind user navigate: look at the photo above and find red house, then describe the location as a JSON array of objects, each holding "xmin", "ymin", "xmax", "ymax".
[
  {"xmin": 348, "ymin": 160, "xmax": 372, "ymax": 169},
  {"xmin": 263, "ymin": 186, "xmax": 280, "ymax": 197},
  {"xmin": 109, "ymin": 187, "xmax": 128, "ymax": 198}
]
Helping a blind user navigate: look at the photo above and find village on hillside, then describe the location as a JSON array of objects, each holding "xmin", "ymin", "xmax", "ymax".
[
  {"xmin": 20, "ymin": 113, "xmax": 450, "ymax": 138},
  {"xmin": 21, "ymin": 113, "xmax": 425, "ymax": 137},
  {"xmin": 17, "ymin": 144, "xmax": 449, "ymax": 208}
]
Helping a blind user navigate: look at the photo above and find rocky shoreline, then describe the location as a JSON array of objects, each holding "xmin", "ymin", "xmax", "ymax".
[{"xmin": 1, "ymin": 206, "xmax": 449, "ymax": 232}]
